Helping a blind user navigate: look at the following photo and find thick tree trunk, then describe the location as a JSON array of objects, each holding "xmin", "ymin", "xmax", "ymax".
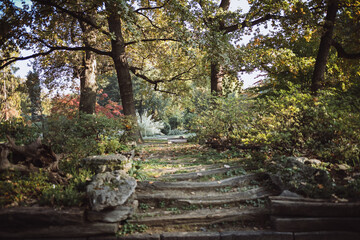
[
  {"xmin": 209, "ymin": 0, "xmax": 230, "ymax": 95},
  {"xmin": 210, "ymin": 62, "xmax": 224, "ymax": 95},
  {"xmin": 311, "ymin": 0, "xmax": 339, "ymax": 95},
  {"xmin": 79, "ymin": 23, "xmax": 97, "ymax": 114},
  {"xmin": 106, "ymin": 4, "xmax": 136, "ymax": 117}
]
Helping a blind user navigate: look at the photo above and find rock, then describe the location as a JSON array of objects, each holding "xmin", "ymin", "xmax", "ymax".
[
  {"xmin": 82, "ymin": 151, "xmax": 134, "ymax": 173},
  {"xmin": 294, "ymin": 157, "xmax": 322, "ymax": 166},
  {"xmin": 86, "ymin": 170, "xmax": 137, "ymax": 211},
  {"xmin": 274, "ymin": 157, "xmax": 332, "ymax": 197},
  {"xmin": 86, "ymin": 206, "xmax": 134, "ymax": 223},
  {"xmin": 338, "ymin": 163, "xmax": 351, "ymax": 171},
  {"xmin": 306, "ymin": 159, "xmax": 322, "ymax": 165},
  {"xmin": 279, "ymin": 190, "xmax": 302, "ymax": 198},
  {"xmin": 294, "ymin": 157, "xmax": 308, "ymax": 164}
]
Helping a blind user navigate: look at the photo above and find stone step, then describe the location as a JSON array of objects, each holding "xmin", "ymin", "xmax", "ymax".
[
  {"xmin": 136, "ymin": 186, "xmax": 275, "ymax": 205},
  {"xmin": 137, "ymin": 173, "xmax": 267, "ymax": 191},
  {"xmin": 130, "ymin": 206, "xmax": 268, "ymax": 226},
  {"xmin": 157, "ymin": 166, "xmax": 247, "ymax": 181}
]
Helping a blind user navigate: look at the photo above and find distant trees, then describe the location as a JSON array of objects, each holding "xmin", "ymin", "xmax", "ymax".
[{"xmin": 1, "ymin": 0, "xmax": 360, "ymax": 119}]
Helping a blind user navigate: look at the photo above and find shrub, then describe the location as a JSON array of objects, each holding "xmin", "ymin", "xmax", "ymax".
[
  {"xmin": 137, "ymin": 111, "xmax": 164, "ymax": 137},
  {"xmin": 190, "ymin": 87, "xmax": 360, "ymax": 166},
  {"xmin": 0, "ymin": 118, "xmax": 41, "ymax": 145},
  {"xmin": 168, "ymin": 116, "xmax": 181, "ymax": 130},
  {"xmin": 161, "ymin": 121, "xmax": 171, "ymax": 135},
  {"xmin": 45, "ymin": 113, "xmax": 136, "ymax": 159},
  {"xmin": 168, "ymin": 129, "xmax": 185, "ymax": 136}
]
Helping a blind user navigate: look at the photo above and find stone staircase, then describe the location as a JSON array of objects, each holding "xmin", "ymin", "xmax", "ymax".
[{"xmin": 128, "ymin": 166, "xmax": 279, "ymax": 232}]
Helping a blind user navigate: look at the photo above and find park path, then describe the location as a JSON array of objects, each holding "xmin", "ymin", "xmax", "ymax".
[{"xmin": 128, "ymin": 140, "xmax": 280, "ymax": 234}]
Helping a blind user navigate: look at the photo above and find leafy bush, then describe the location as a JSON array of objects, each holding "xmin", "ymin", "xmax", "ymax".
[
  {"xmin": 161, "ymin": 121, "xmax": 171, "ymax": 135},
  {"xmin": 0, "ymin": 167, "xmax": 94, "ymax": 208},
  {"xmin": 0, "ymin": 170, "xmax": 51, "ymax": 207},
  {"xmin": 45, "ymin": 113, "xmax": 135, "ymax": 159},
  {"xmin": 168, "ymin": 115, "xmax": 181, "ymax": 130},
  {"xmin": 190, "ymin": 87, "xmax": 360, "ymax": 166},
  {"xmin": 0, "ymin": 118, "xmax": 41, "ymax": 144},
  {"xmin": 168, "ymin": 129, "xmax": 185, "ymax": 136}
]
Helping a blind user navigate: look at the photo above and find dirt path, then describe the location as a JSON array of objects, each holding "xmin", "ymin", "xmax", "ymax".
[{"xmin": 126, "ymin": 140, "xmax": 280, "ymax": 234}]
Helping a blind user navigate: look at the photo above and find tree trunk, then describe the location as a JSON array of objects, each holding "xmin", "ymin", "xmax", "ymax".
[
  {"xmin": 79, "ymin": 23, "xmax": 97, "ymax": 114},
  {"xmin": 209, "ymin": 0, "xmax": 230, "ymax": 95},
  {"xmin": 210, "ymin": 62, "xmax": 224, "ymax": 95},
  {"xmin": 26, "ymin": 71, "xmax": 41, "ymax": 121},
  {"xmin": 311, "ymin": 0, "xmax": 339, "ymax": 95},
  {"xmin": 106, "ymin": 4, "xmax": 136, "ymax": 117}
]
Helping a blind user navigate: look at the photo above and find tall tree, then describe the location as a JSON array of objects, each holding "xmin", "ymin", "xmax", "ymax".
[
  {"xmin": 311, "ymin": 0, "xmax": 339, "ymax": 94},
  {"xmin": 79, "ymin": 21, "xmax": 98, "ymax": 114},
  {"xmin": 0, "ymin": 0, "xmax": 194, "ymax": 120},
  {"xmin": 190, "ymin": 0, "xmax": 284, "ymax": 95},
  {"xmin": 105, "ymin": 1, "xmax": 136, "ymax": 116},
  {"xmin": 26, "ymin": 70, "xmax": 41, "ymax": 121}
]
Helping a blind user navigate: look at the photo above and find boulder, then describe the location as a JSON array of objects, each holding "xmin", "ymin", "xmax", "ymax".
[
  {"xmin": 273, "ymin": 157, "xmax": 332, "ymax": 197},
  {"xmin": 86, "ymin": 170, "xmax": 137, "ymax": 211},
  {"xmin": 82, "ymin": 150, "xmax": 134, "ymax": 173}
]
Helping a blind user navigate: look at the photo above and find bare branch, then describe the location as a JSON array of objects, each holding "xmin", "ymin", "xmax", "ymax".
[
  {"xmin": 0, "ymin": 46, "xmax": 111, "ymax": 70},
  {"xmin": 331, "ymin": 40, "xmax": 360, "ymax": 59},
  {"xmin": 129, "ymin": 64, "xmax": 196, "ymax": 94},
  {"xmin": 125, "ymin": 38, "xmax": 179, "ymax": 46},
  {"xmin": 154, "ymin": 84, "xmax": 177, "ymax": 95},
  {"xmin": 222, "ymin": 14, "xmax": 282, "ymax": 34}
]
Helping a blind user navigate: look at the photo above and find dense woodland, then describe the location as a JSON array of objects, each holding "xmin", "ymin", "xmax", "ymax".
[{"xmin": 0, "ymin": 0, "xmax": 360, "ymax": 208}]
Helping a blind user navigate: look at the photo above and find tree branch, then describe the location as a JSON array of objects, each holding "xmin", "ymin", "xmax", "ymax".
[
  {"xmin": 0, "ymin": 46, "xmax": 111, "ymax": 70},
  {"xmin": 129, "ymin": 64, "xmax": 196, "ymax": 94},
  {"xmin": 32, "ymin": 0, "xmax": 111, "ymax": 37},
  {"xmin": 222, "ymin": 14, "xmax": 282, "ymax": 34},
  {"xmin": 125, "ymin": 38, "xmax": 179, "ymax": 46},
  {"xmin": 219, "ymin": 0, "xmax": 230, "ymax": 11},
  {"xmin": 134, "ymin": 0, "xmax": 170, "ymax": 13},
  {"xmin": 135, "ymin": 11, "xmax": 161, "ymax": 29},
  {"xmin": 331, "ymin": 40, "xmax": 360, "ymax": 59}
]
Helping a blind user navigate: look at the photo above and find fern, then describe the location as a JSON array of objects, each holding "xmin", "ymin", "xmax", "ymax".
[{"xmin": 137, "ymin": 111, "xmax": 164, "ymax": 137}]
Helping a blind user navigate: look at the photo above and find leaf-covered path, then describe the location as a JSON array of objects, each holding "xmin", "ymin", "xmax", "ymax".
[{"xmin": 127, "ymin": 140, "xmax": 280, "ymax": 234}]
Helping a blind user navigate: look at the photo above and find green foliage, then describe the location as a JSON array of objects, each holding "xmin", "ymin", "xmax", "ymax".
[
  {"xmin": 45, "ymin": 113, "xmax": 136, "ymax": 159},
  {"xmin": 117, "ymin": 221, "xmax": 148, "ymax": 236},
  {"xmin": 161, "ymin": 121, "xmax": 171, "ymax": 135},
  {"xmin": 0, "ymin": 118, "xmax": 41, "ymax": 144},
  {"xmin": 97, "ymin": 135, "xmax": 129, "ymax": 155},
  {"xmin": 39, "ymin": 185, "xmax": 85, "ymax": 207},
  {"xmin": 128, "ymin": 160, "xmax": 147, "ymax": 181},
  {"xmin": 0, "ymin": 170, "xmax": 51, "ymax": 207},
  {"xmin": 191, "ymin": 87, "xmax": 360, "ymax": 166},
  {"xmin": 0, "ymin": 165, "xmax": 93, "ymax": 208},
  {"xmin": 168, "ymin": 116, "xmax": 181, "ymax": 130},
  {"xmin": 168, "ymin": 129, "xmax": 185, "ymax": 136}
]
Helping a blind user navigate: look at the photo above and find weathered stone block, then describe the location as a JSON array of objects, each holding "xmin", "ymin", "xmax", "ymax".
[
  {"xmin": 87, "ymin": 170, "xmax": 137, "ymax": 211},
  {"xmin": 294, "ymin": 231, "xmax": 360, "ymax": 240},
  {"xmin": 162, "ymin": 232, "xmax": 221, "ymax": 240},
  {"xmin": 82, "ymin": 151, "xmax": 134, "ymax": 174},
  {"xmin": 220, "ymin": 231, "xmax": 293, "ymax": 240}
]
